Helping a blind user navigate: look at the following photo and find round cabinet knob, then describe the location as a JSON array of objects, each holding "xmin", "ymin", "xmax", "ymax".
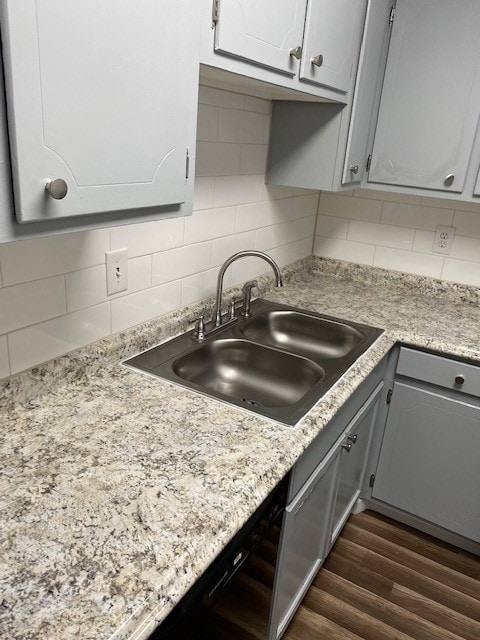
[
  {"xmin": 311, "ymin": 54, "xmax": 324, "ymax": 67},
  {"xmin": 348, "ymin": 434, "xmax": 358, "ymax": 444},
  {"xmin": 341, "ymin": 441, "xmax": 352, "ymax": 453},
  {"xmin": 289, "ymin": 46, "xmax": 302, "ymax": 60},
  {"xmin": 350, "ymin": 164, "xmax": 359, "ymax": 174},
  {"xmin": 444, "ymin": 174, "xmax": 455, "ymax": 186},
  {"xmin": 45, "ymin": 178, "xmax": 68, "ymax": 200},
  {"xmin": 455, "ymin": 374, "xmax": 465, "ymax": 385}
]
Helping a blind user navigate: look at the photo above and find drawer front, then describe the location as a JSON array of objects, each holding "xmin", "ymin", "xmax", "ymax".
[{"xmin": 397, "ymin": 347, "xmax": 480, "ymax": 398}]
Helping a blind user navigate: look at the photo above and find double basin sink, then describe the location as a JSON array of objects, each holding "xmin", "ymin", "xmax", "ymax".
[{"xmin": 124, "ymin": 300, "xmax": 382, "ymax": 426}]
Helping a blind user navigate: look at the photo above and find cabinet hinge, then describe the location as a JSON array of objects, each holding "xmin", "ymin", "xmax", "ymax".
[
  {"xmin": 212, "ymin": 0, "xmax": 220, "ymax": 25},
  {"xmin": 369, "ymin": 474, "xmax": 376, "ymax": 488},
  {"xmin": 366, "ymin": 154, "xmax": 372, "ymax": 172},
  {"xmin": 389, "ymin": 4, "xmax": 396, "ymax": 26},
  {"xmin": 185, "ymin": 148, "xmax": 190, "ymax": 180},
  {"xmin": 386, "ymin": 388, "xmax": 393, "ymax": 404}
]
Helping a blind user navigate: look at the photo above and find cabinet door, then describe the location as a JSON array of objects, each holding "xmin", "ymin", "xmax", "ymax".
[
  {"xmin": 330, "ymin": 384, "xmax": 381, "ymax": 544},
  {"xmin": 369, "ymin": 0, "xmax": 480, "ymax": 193},
  {"xmin": 373, "ymin": 382, "xmax": 480, "ymax": 543},
  {"xmin": 342, "ymin": 0, "xmax": 393, "ymax": 184},
  {"xmin": 300, "ymin": 0, "xmax": 367, "ymax": 93},
  {"xmin": 1, "ymin": 0, "xmax": 198, "ymax": 222},
  {"xmin": 214, "ymin": 0, "xmax": 308, "ymax": 75},
  {"xmin": 269, "ymin": 452, "xmax": 339, "ymax": 639}
]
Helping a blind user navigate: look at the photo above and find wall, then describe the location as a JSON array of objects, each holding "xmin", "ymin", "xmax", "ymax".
[
  {"xmin": 0, "ymin": 87, "xmax": 318, "ymax": 379},
  {"xmin": 314, "ymin": 189, "xmax": 480, "ymax": 286}
]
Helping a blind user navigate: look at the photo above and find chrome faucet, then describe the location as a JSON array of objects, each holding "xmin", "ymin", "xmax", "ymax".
[{"xmin": 214, "ymin": 250, "xmax": 283, "ymax": 327}]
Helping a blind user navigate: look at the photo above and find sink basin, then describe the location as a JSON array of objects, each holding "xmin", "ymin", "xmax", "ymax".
[
  {"xmin": 173, "ymin": 339, "xmax": 324, "ymax": 408},
  {"xmin": 123, "ymin": 299, "xmax": 383, "ymax": 426},
  {"xmin": 241, "ymin": 310, "xmax": 364, "ymax": 360}
]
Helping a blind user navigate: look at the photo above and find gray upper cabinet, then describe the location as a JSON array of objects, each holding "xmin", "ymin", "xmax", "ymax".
[
  {"xmin": 342, "ymin": 0, "xmax": 393, "ymax": 185},
  {"xmin": 300, "ymin": 0, "xmax": 367, "ymax": 93},
  {"xmin": 267, "ymin": 0, "xmax": 393, "ymax": 191},
  {"xmin": 1, "ymin": 0, "xmax": 199, "ymax": 223},
  {"xmin": 205, "ymin": 0, "xmax": 368, "ymax": 103},
  {"xmin": 213, "ymin": 0, "xmax": 308, "ymax": 76},
  {"xmin": 369, "ymin": 0, "xmax": 480, "ymax": 193}
]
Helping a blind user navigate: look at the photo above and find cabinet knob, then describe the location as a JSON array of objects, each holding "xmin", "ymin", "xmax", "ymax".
[
  {"xmin": 455, "ymin": 374, "xmax": 465, "ymax": 385},
  {"xmin": 311, "ymin": 54, "xmax": 324, "ymax": 67},
  {"xmin": 349, "ymin": 164, "xmax": 359, "ymax": 174},
  {"xmin": 342, "ymin": 441, "xmax": 353, "ymax": 453},
  {"xmin": 348, "ymin": 434, "xmax": 358, "ymax": 444},
  {"xmin": 444, "ymin": 174, "xmax": 455, "ymax": 186},
  {"xmin": 45, "ymin": 178, "xmax": 68, "ymax": 200},
  {"xmin": 289, "ymin": 46, "xmax": 302, "ymax": 60}
]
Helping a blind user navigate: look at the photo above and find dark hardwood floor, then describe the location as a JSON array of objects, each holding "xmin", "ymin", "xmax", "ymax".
[{"xmin": 211, "ymin": 510, "xmax": 480, "ymax": 640}]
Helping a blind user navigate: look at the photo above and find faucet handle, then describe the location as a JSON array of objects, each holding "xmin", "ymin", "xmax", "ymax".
[
  {"xmin": 189, "ymin": 315, "xmax": 206, "ymax": 340},
  {"xmin": 242, "ymin": 279, "xmax": 258, "ymax": 317},
  {"xmin": 229, "ymin": 297, "xmax": 243, "ymax": 320}
]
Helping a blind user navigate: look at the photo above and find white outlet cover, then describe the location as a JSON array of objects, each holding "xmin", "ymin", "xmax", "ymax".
[
  {"xmin": 432, "ymin": 226, "xmax": 455, "ymax": 255},
  {"xmin": 105, "ymin": 248, "xmax": 128, "ymax": 295}
]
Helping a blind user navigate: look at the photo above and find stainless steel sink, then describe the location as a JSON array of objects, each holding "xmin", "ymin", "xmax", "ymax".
[
  {"xmin": 123, "ymin": 299, "xmax": 383, "ymax": 426},
  {"xmin": 240, "ymin": 310, "xmax": 364, "ymax": 360},
  {"xmin": 173, "ymin": 339, "xmax": 325, "ymax": 408}
]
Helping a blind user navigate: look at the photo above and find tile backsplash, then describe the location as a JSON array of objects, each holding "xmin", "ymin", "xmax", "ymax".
[
  {"xmin": 2, "ymin": 85, "xmax": 480, "ymax": 380},
  {"xmin": 0, "ymin": 86, "xmax": 317, "ymax": 378},
  {"xmin": 314, "ymin": 189, "xmax": 480, "ymax": 285}
]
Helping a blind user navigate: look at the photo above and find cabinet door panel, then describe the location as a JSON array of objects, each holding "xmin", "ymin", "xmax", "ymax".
[
  {"xmin": 373, "ymin": 383, "xmax": 480, "ymax": 543},
  {"xmin": 342, "ymin": 0, "xmax": 393, "ymax": 184},
  {"xmin": 369, "ymin": 0, "xmax": 480, "ymax": 193},
  {"xmin": 214, "ymin": 0, "xmax": 308, "ymax": 76},
  {"xmin": 1, "ymin": 0, "xmax": 198, "ymax": 222},
  {"xmin": 330, "ymin": 385, "xmax": 381, "ymax": 542},
  {"xmin": 300, "ymin": 0, "xmax": 366, "ymax": 93},
  {"xmin": 270, "ymin": 454, "xmax": 339, "ymax": 639}
]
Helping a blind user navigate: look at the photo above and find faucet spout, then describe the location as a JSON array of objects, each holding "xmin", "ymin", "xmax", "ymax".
[{"xmin": 214, "ymin": 250, "xmax": 283, "ymax": 327}]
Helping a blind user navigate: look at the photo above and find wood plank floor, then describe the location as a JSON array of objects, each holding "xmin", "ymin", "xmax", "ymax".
[{"xmin": 211, "ymin": 510, "xmax": 480, "ymax": 640}]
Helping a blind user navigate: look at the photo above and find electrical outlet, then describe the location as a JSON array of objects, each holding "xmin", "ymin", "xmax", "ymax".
[
  {"xmin": 105, "ymin": 248, "xmax": 128, "ymax": 295},
  {"xmin": 432, "ymin": 225, "xmax": 455, "ymax": 255}
]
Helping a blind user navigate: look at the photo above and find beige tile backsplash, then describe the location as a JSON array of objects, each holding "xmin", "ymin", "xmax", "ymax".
[{"xmin": 314, "ymin": 189, "xmax": 480, "ymax": 285}]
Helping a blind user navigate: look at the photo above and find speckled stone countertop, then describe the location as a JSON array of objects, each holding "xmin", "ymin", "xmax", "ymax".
[{"xmin": 1, "ymin": 258, "xmax": 480, "ymax": 640}]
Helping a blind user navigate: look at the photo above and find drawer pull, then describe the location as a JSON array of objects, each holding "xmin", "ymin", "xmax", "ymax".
[{"xmin": 455, "ymin": 374, "xmax": 465, "ymax": 385}]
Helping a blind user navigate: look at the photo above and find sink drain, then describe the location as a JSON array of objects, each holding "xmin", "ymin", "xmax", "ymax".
[{"xmin": 242, "ymin": 397, "xmax": 262, "ymax": 407}]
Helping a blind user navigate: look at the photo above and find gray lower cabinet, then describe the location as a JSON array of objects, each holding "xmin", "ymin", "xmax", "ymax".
[
  {"xmin": 329, "ymin": 384, "xmax": 382, "ymax": 546},
  {"xmin": 268, "ymin": 375, "xmax": 385, "ymax": 639},
  {"xmin": 268, "ymin": 448, "xmax": 340, "ymax": 640},
  {"xmin": 372, "ymin": 348, "xmax": 480, "ymax": 545}
]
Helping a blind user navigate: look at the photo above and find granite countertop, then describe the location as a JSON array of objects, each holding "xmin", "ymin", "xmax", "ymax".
[{"xmin": 1, "ymin": 258, "xmax": 480, "ymax": 640}]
